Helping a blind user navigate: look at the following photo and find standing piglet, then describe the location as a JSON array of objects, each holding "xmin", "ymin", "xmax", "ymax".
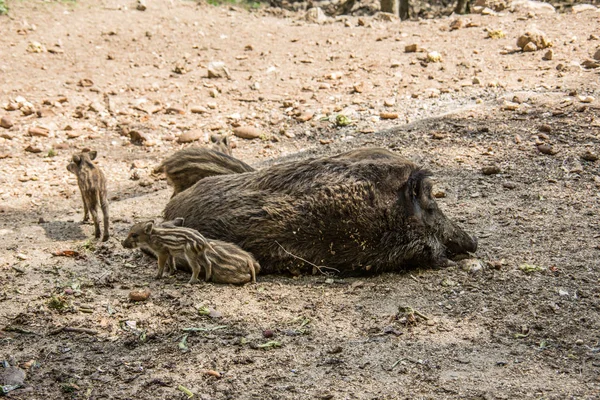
[{"xmin": 67, "ymin": 150, "xmax": 109, "ymax": 241}]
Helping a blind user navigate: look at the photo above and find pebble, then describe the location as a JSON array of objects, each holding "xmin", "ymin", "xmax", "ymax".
[
  {"xmin": 1, "ymin": 116, "xmax": 13, "ymax": 129},
  {"xmin": 427, "ymin": 51, "xmax": 442, "ymax": 63},
  {"xmin": 384, "ymin": 98, "xmax": 396, "ymax": 107},
  {"xmin": 25, "ymin": 145, "xmax": 42, "ymax": 153},
  {"xmin": 0, "ymin": 366, "xmax": 26, "ymax": 388},
  {"xmin": 433, "ymin": 189, "xmax": 446, "ymax": 198},
  {"xmin": 305, "ymin": 7, "xmax": 327, "ymax": 24},
  {"xmin": 517, "ymin": 29, "xmax": 552, "ymax": 51},
  {"xmin": 379, "ymin": 112, "xmax": 398, "ymax": 120},
  {"xmin": 460, "ymin": 258, "xmax": 483, "ymax": 273},
  {"xmin": 594, "ymin": 49, "xmax": 600, "ymax": 61},
  {"xmin": 178, "ymin": 130, "xmax": 203, "ymax": 143},
  {"xmin": 405, "ymin": 44, "xmax": 419, "ymax": 53},
  {"xmin": 190, "ymin": 105, "xmax": 208, "ymax": 114},
  {"xmin": 207, "ymin": 62, "xmax": 230, "ymax": 79},
  {"xmin": 296, "ymin": 112, "xmax": 314, "ymax": 122},
  {"xmin": 263, "ymin": 329, "xmax": 274, "ymax": 338},
  {"xmin": 581, "ymin": 59, "xmax": 599, "ymax": 69},
  {"xmin": 502, "ymin": 100, "xmax": 519, "ymax": 111},
  {"xmin": 233, "ymin": 126, "xmax": 262, "ymax": 139},
  {"xmin": 537, "ymin": 144, "xmax": 558, "ymax": 155},
  {"xmin": 503, "ymin": 182, "xmax": 516, "ymax": 190},
  {"xmin": 581, "ymin": 150, "xmax": 598, "ymax": 162},
  {"xmin": 578, "ymin": 95, "xmax": 594, "ymax": 103},
  {"xmin": 129, "ymin": 289, "xmax": 151, "ymax": 302},
  {"xmin": 28, "ymin": 126, "xmax": 49, "ymax": 137},
  {"xmin": 482, "ymin": 165, "xmax": 501, "ymax": 175},
  {"xmin": 539, "ymin": 124, "xmax": 552, "ymax": 133},
  {"xmin": 542, "ymin": 49, "xmax": 554, "ymax": 60},
  {"xmin": 523, "ymin": 42, "xmax": 537, "ymax": 52},
  {"xmin": 136, "ymin": 0, "xmax": 147, "ymax": 11}
]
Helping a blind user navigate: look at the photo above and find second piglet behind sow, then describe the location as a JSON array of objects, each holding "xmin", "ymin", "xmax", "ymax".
[
  {"xmin": 122, "ymin": 221, "xmax": 259, "ymax": 285},
  {"xmin": 67, "ymin": 150, "xmax": 109, "ymax": 241}
]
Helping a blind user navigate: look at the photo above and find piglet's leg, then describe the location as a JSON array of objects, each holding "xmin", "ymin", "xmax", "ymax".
[{"xmin": 157, "ymin": 253, "xmax": 169, "ymax": 279}]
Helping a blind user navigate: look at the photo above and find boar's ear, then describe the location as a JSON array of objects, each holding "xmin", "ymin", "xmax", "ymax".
[
  {"xmin": 405, "ymin": 169, "xmax": 431, "ymax": 198},
  {"xmin": 72, "ymin": 155, "xmax": 81, "ymax": 164},
  {"xmin": 221, "ymin": 136, "xmax": 230, "ymax": 147},
  {"xmin": 172, "ymin": 217, "xmax": 185, "ymax": 227},
  {"xmin": 401, "ymin": 169, "xmax": 432, "ymax": 217},
  {"xmin": 88, "ymin": 151, "xmax": 97, "ymax": 160},
  {"xmin": 210, "ymin": 133, "xmax": 219, "ymax": 143},
  {"xmin": 66, "ymin": 163, "xmax": 75, "ymax": 173},
  {"xmin": 144, "ymin": 221, "xmax": 154, "ymax": 234}
]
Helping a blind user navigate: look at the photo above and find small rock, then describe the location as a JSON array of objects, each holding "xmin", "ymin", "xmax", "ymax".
[
  {"xmin": 487, "ymin": 29, "xmax": 505, "ymax": 39},
  {"xmin": 25, "ymin": 145, "xmax": 42, "ymax": 154},
  {"xmin": 190, "ymin": 105, "xmax": 208, "ymax": 114},
  {"xmin": 431, "ymin": 132, "xmax": 446, "ymax": 140},
  {"xmin": 450, "ymin": 19, "xmax": 464, "ymax": 31},
  {"xmin": 433, "ymin": 190, "xmax": 446, "ymax": 198},
  {"xmin": 166, "ymin": 106, "xmax": 185, "ymax": 115},
  {"xmin": 66, "ymin": 131, "xmax": 82, "ymax": 139},
  {"xmin": 296, "ymin": 112, "xmax": 314, "ymax": 122},
  {"xmin": 502, "ymin": 100, "xmax": 519, "ymax": 111},
  {"xmin": 572, "ymin": 4, "xmax": 597, "ymax": 13},
  {"xmin": 27, "ymin": 41, "xmax": 46, "ymax": 53},
  {"xmin": 379, "ymin": 112, "xmax": 398, "ymax": 120},
  {"xmin": 129, "ymin": 130, "xmax": 149, "ymax": 145},
  {"xmin": 517, "ymin": 29, "xmax": 552, "ymax": 50},
  {"xmin": 405, "ymin": 44, "xmax": 419, "ymax": 53},
  {"xmin": 28, "ymin": 126, "xmax": 49, "ymax": 137},
  {"xmin": 129, "ymin": 289, "xmax": 151, "ymax": 302},
  {"xmin": 578, "ymin": 95, "xmax": 594, "ymax": 103},
  {"xmin": 427, "ymin": 51, "xmax": 442, "ymax": 63},
  {"xmin": 78, "ymin": 78, "xmax": 94, "ymax": 87},
  {"xmin": 582, "ymin": 59, "xmax": 600, "ymax": 69},
  {"xmin": 539, "ymin": 124, "xmax": 552, "ymax": 133},
  {"xmin": 353, "ymin": 82, "xmax": 365, "ymax": 93},
  {"xmin": 542, "ymin": 49, "xmax": 554, "ymax": 60},
  {"xmin": 594, "ymin": 49, "xmax": 600, "ymax": 61},
  {"xmin": 581, "ymin": 150, "xmax": 598, "ymax": 162},
  {"xmin": 136, "ymin": 0, "xmax": 147, "ymax": 11},
  {"xmin": 178, "ymin": 130, "xmax": 203, "ymax": 143},
  {"xmin": 1, "ymin": 116, "xmax": 13, "ymax": 129},
  {"xmin": 537, "ymin": 144, "xmax": 558, "ymax": 155},
  {"xmin": 503, "ymin": 182, "xmax": 516, "ymax": 190},
  {"xmin": 460, "ymin": 258, "xmax": 483, "ymax": 273},
  {"xmin": 305, "ymin": 7, "xmax": 328, "ymax": 23},
  {"xmin": 263, "ymin": 329, "xmax": 274, "ymax": 338},
  {"xmin": 472, "ymin": 77, "xmax": 481, "ymax": 85},
  {"xmin": 207, "ymin": 62, "xmax": 230, "ymax": 79},
  {"xmin": 233, "ymin": 126, "xmax": 262, "ymax": 139},
  {"xmin": 0, "ymin": 366, "xmax": 26, "ymax": 388},
  {"xmin": 482, "ymin": 165, "xmax": 501, "ymax": 175},
  {"xmin": 384, "ymin": 98, "xmax": 396, "ymax": 107},
  {"xmin": 522, "ymin": 42, "xmax": 537, "ymax": 52},
  {"xmin": 209, "ymin": 309, "xmax": 222, "ymax": 319}
]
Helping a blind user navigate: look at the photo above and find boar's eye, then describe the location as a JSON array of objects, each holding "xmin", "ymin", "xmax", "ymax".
[{"xmin": 131, "ymin": 233, "xmax": 138, "ymax": 239}]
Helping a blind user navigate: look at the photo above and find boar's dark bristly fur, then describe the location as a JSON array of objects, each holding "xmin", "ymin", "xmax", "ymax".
[
  {"xmin": 154, "ymin": 148, "xmax": 255, "ymax": 198},
  {"xmin": 163, "ymin": 148, "xmax": 477, "ymax": 275}
]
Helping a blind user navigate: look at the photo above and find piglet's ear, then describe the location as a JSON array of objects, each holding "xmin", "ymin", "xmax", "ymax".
[
  {"xmin": 88, "ymin": 151, "xmax": 97, "ymax": 160},
  {"xmin": 72, "ymin": 155, "xmax": 81, "ymax": 164},
  {"xmin": 173, "ymin": 217, "xmax": 185, "ymax": 227},
  {"xmin": 144, "ymin": 221, "xmax": 154, "ymax": 234}
]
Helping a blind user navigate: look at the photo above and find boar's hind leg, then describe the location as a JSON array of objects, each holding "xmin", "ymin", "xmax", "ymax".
[{"xmin": 100, "ymin": 197, "xmax": 109, "ymax": 242}]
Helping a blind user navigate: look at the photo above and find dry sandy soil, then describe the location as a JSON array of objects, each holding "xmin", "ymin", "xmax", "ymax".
[{"xmin": 1, "ymin": 0, "xmax": 600, "ymax": 399}]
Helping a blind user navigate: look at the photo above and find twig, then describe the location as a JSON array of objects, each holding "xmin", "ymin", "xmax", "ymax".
[
  {"xmin": 275, "ymin": 241, "xmax": 340, "ymax": 276},
  {"xmin": 409, "ymin": 274, "xmax": 421, "ymax": 283},
  {"xmin": 177, "ymin": 385, "xmax": 194, "ymax": 398},
  {"xmin": 50, "ymin": 326, "xmax": 98, "ymax": 335},
  {"xmin": 183, "ymin": 326, "xmax": 227, "ymax": 333}
]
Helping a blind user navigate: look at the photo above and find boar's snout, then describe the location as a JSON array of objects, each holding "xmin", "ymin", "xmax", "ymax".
[
  {"xmin": 443, "ymin": 229, "xmax": 478, "ymax": 255},
  {"xmin": 122, "ymin": 239, "xmax": 133, "ymax": 249}
]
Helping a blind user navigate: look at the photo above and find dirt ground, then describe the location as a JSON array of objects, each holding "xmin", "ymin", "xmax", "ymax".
[{"xmin": 1, "ymin": 0, "xmax": 600, "ymax": 399}]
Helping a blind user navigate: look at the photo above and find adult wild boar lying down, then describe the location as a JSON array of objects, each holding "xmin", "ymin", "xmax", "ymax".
[{"xmin": 163, "ymin": 148, "xmax": 477, "ymax": 275}]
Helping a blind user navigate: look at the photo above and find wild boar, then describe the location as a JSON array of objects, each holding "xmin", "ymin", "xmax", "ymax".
[
  {"xmin": 163, "ymin": 148, "xmax": 477, "ymax": 275},
  {"xmin": 154, "ymin": 148, "xmax": 255, "ymax": 198},
  {"xmin": 67, "ymin": 150, "xmax": 109, "ymax": 241}
]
